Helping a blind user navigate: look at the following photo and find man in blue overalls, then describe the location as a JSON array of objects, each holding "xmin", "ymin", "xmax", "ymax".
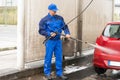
[{"xmin": 39, "ymin": 3, "xmax": 70, "ymax": 80}]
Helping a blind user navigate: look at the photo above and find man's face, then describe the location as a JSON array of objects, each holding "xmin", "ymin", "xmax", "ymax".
[{"xmin": 49, "ymin": 10, "xmax": 56, "ymax": 16}]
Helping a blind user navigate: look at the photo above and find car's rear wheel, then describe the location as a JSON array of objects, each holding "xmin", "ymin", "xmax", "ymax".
[{"xmin": 94, "ymin": 66, "xmax": 107, "ymax": 75}]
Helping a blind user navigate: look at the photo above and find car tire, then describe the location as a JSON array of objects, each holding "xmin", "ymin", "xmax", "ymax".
[{"xmin": 94, "ymin": 66, "xmax": 107, "ymax": 75}]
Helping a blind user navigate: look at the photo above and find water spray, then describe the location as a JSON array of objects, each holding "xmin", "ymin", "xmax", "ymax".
[{"xmin": 64, "ymin": 34, "xmax": 119, "ymax": 54}]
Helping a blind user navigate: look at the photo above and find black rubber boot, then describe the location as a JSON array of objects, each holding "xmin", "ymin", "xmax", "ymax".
[{"xmin": 58, "ymin": 75, "xmax": 68, "ymax": 80}]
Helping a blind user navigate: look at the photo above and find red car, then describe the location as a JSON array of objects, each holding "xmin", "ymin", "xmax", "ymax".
[{"xmin": 93, "ymin": 22, "xmax": 120, "ymax": 75}]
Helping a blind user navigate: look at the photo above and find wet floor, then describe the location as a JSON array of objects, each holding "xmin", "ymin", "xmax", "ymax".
[{"xmin": 17, "ymin": 69, "xmax": 120, "ymax": 80}]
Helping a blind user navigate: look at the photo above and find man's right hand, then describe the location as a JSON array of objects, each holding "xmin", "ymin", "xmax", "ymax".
[{"xmin": 50, "ymin": 32, "xmax": 56, "ymax": 37}]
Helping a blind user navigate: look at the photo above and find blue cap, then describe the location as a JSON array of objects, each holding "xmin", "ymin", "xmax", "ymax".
[{"xmin": 48, "ymin": 3, "xmax": 58, "ymax": 12}]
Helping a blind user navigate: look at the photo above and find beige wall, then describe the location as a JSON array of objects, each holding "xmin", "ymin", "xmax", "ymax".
[
  {"xmin": 24, "ymin": 0, "xmax": 79, "ymax": 62},
  {"xmin": 82, "ymin": 0, "xmax": 113, "ymax": 49}
]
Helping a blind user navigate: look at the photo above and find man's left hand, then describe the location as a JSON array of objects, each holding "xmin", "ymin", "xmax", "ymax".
[{"xmin": 65, "ymin": 34, "xmax": 71, "ymax": 39}]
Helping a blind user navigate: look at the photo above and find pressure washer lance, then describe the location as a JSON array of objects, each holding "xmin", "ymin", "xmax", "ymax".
[
  {"xmin": 59, "ymin": 33, "xmax": 90, "ymax": 45},
  {"xmin": 60, "ymin": 33, "xmax": 96, "ymax": 48}
]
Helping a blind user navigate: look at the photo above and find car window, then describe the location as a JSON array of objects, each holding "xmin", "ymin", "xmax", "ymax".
[{"xmin": 103, "ymin": 24, "xmax": 120, "ymax": 38}]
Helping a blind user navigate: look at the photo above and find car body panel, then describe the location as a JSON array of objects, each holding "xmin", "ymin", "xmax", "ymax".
[{"xmin": 93, "ymin": 22, "xmax": 120, "ymax": 70}]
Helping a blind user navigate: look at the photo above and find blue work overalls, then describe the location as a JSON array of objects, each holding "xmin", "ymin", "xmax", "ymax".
[{"xmin": 39, "ymin": 13, "xmax": 70, "ymax": 76}]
